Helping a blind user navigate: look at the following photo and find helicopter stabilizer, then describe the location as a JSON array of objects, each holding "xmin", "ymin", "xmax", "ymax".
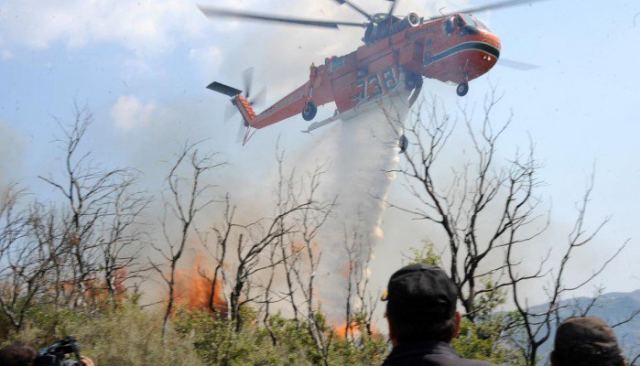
[{"xmin": 207, "ymin": 82, "xmax": 242, "ymax": 97}]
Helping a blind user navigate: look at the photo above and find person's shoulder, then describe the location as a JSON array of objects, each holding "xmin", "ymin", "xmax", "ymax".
[
  {"xmin": 384, "ymin": 356, "xmax": 494, "ymax": 366},
  {"xmin": 431, "ymin": 355, "xmax": 493, "ymax": 366},
  {"xmin": 424, "ymin": 354, "xmax": 495, "ymax": 366},
  {"xmin": 458, "ymin": 359, "xmax": 494, "ymax": 366},
  {"xmin": 383, "ymin": 342, "xmax": 496, "ymax": 366}
]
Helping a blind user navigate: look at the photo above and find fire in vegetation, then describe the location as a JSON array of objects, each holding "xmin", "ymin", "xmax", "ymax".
[
  {"xmin": 334, "ymin": 321, "xmax": 365, "ymax": 339},
  {"xmin": 61, "ymin": 268, "xmax": 127, "ymax": 306},
  {"xmin": 334, "ymin": 320, "xmax": 381, "ymax": 339},
  {"xmin": 174, "ymin": 254, "xmax": 227, "ymax": 317}
]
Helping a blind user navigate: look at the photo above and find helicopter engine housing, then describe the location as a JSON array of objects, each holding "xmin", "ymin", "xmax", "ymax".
[{"xmin": 391, "ymin": 12, "xmax": 421, "ymax": 34}]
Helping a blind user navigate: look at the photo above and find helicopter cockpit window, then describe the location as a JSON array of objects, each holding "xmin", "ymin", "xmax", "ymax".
[
  {"xmin": 445, "ymin": 17, "xmax": 455, "ymax": 34},
  {"xmin": 460, "ymin": 14, "xmax": 489, "ymax": 31},
  {"xmin": 458, "ymin": 14, "xmax": 483, "ymax": 35},
  {"xmin": 472, "ymin": 16, "xmax": 490, "ymax": 31}
]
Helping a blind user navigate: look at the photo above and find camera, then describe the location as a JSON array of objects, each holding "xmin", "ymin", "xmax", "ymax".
[{"xmin": 34, "ymin": 336, "xmax": 82, "ymax": 366}]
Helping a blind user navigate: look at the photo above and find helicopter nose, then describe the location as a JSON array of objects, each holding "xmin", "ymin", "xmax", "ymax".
[
  {"xmin": 454, "ymin": 30, "xmax": 501, "ymax": 84},
  {"xmin": 481, "ymin": 31, "xmax": 501, "ymax": 60},
  {"xmin": 489, "ymin": 33, "xmax": 501, "ymax": 58},
  {"xmin": 478, "ymin": 32, "xmax": 501, "ymax": 66}
]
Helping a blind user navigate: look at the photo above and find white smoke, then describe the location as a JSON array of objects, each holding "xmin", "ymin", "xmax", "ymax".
[
  {"xmin": 0, "ymin": 122, "xmax": 25, "ymax": 191},
  {"xmin": 306, "ymin": 91, "xmax": 411, "ymax": 321}
]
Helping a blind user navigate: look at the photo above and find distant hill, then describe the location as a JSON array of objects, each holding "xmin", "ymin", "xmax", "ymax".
[{"xmin": 525, "ymin": 289, "xmax": 640, "ymax": 360}]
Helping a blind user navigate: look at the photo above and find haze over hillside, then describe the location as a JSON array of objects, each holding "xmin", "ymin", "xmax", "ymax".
[{"xmin": 527, "ymin": 289, "xmax": 640, "ymax": 360}]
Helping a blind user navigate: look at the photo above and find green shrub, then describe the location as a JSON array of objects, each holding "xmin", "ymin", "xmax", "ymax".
[
  {"xmin": 1, "ymin": 300, "xmax": 390, "ymax": 366},
  {"xmin": 2, "ymin": 303, "xmax": 202, "ymax": 366}
]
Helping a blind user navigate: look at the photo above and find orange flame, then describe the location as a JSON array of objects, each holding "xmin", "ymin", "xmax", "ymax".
[
  {"xmin": 61, "ymin": 268, "xmax": 128, "ymax": 306},
  {"xmin": 333, "ymin": 320, "xmax": 381, "ymax": 339},
  {"xmin": 334, "ymin": 321, "xmax": 361, "ymax": 339},
  {"xmin": 174, "ymin": 254, "xmax": 227, "ymax": 316}
]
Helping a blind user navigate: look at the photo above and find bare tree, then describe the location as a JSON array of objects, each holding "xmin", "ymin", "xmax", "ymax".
[
  {"xmin": 261, "ymin": 152, "xmax": 334, "ymax": 336},
  {"xmin": 204, "ymin": 194, "xmax": 235, "ymax": 318},
  {"xmin": 505, "ymin": 174, "xmax": 629, "ymax": 366},
  {"xmin": 274, "ymin": 151, "xmax": 301, "ymax": 324},
  {"xmin": 342, "ymin": 224, "xmax": 379, "ymax": 340},
  {"xmin": 38, "ymin": 105, "xmax": 148, "ymax": 309},
  {"xmin": 226, "ymin": 195, "xmax": 312, "ymax": 332},
  {"xmin": 392, "ymin": 90, "xmax": 547, "ymax": 321},
  {"xmin": 1, "ymin": 105, "xmax": 152, "ymax": 325},
  {"xmin": 391, "ymin": 91, "xmax": 635, "ymax": 365},
  {"xmin": 288, "ymin": 168, "xmax": 335, "ymax": 365},
  {"xmin": 197, "ymin": 148, "xmax": 335, "ymax": 348},
  {"xmin": 149, "ymin": 142, "xmax": 223, "ymax": 338},
  {"xmin": 98, "ymin": 173, "xmax": 149, "ymax": 306},
  {"xmin": 0, "ymin": 185, "xmax": 52, "ymax": 331}
]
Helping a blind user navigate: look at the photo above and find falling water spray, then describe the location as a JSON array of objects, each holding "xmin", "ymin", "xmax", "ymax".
[{"xmin": 316, "ymin": 90, "xmax": 411, "ymax": 322}]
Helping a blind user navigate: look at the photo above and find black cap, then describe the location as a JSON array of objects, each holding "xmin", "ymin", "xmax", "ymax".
[
  {"xmin": 554, "ymin": 317, "xmax": 622, "ymax": 361},
  {"xmin": 383, "ymin": 264, "xmax": 457, "ymax": 320}
]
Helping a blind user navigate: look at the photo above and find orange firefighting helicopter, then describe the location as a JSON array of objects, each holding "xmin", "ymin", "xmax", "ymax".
[{"xmin": 201, "ymin": 0, "xmax": 544, "ymax": 144}]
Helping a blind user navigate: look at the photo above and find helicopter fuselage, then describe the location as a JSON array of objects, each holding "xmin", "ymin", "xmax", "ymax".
[{"xmin": 240, "ymin": 13, "xmax": 500, "ymax": 129}]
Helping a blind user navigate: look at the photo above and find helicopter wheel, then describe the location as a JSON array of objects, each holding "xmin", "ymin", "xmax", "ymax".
[
  {"xmin": 456, "ymin": 82, "xmax": 469, "ymax": 97},
  {"xmin": 302, "ymin": 101, "xmax": 318, "ymax": 121},
  {"xmin": 405, "ymin": 73, "xmax": 422, "ymax": 90}
]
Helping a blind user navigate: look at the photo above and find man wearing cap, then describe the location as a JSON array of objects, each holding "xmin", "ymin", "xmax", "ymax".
[
  {"xmin": 382, "ymin": 264, "xmax": 493, "ymax": 366},
  {"xmin": 551, "ymin": 316, "xmax": 625, "ymax": 366}
]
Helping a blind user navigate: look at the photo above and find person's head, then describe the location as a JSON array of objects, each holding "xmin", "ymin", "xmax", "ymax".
[
  {"xmin": 383, "ymin": 264, "xmax": 461, "ymax": 345},
  {"xmin": 0, "ymin": 342, "xmax": 37, "ymax": 366},
  {"xmin": 551, "ymin": 316, "xmax": 625, "ymax": 366}
]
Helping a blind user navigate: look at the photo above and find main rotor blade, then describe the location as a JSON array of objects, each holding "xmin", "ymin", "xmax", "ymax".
[
  {"xmin": 333, "ymin": 0, "xmax": 373, "ymax": 20},
  {"xmin": 498, "ymin": 58, "xmax": 539, "ymax": 71},
  {"xmin": 199, "ymin": 5, "xmax": 367, "ymax": 29},
  {"xmin": 427, "ymin": 0, "xmax": 549, "ymax": 20}
]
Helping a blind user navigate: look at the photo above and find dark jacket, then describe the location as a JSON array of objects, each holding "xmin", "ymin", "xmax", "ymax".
[{"xmin": 383, "ymin": 340, "xmax": 494, "ymax": 366}]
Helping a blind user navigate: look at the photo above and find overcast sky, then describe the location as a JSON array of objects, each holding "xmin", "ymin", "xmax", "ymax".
[{"xmin": 1, "ymin": 0, "xmax": 640, "ymax": 306}]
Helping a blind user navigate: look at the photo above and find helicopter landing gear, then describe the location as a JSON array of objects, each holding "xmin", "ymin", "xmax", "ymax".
[
  {"xmin": 456, "ymin": 82, "xmax": 469, "ymax": 97},
  {"xmin": 302, "ymin": 101, "xmax": 318, "ymax": 121}
]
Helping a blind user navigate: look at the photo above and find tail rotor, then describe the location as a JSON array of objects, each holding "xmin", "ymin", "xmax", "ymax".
[
  {"xmin": 237, "ymin": 68, "xmax": 267, "ymax": 143},
  {"xmin": 242, "ymin": 67, "xmax": 267, "ymax": 107},
  {"xmin": 224, "ymin": 103, "xmax": 237, "ymax": 121},
  {"xmin": 208, "ymin": 68, "xmax": 266, "ymax": 145}
]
